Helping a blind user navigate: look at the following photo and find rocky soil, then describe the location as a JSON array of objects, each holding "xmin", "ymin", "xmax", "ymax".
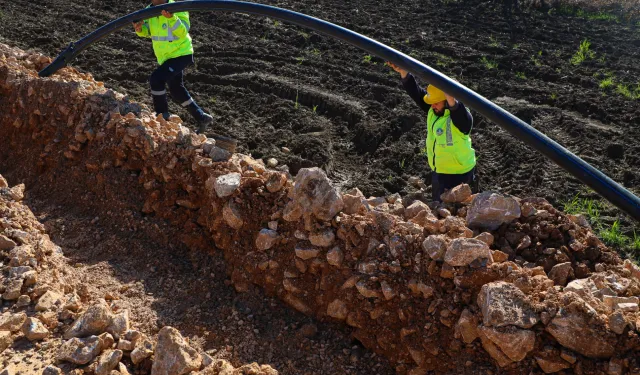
[{"xmin": 1, "ymin": 44, "xmax": 640, "ymax": 374}]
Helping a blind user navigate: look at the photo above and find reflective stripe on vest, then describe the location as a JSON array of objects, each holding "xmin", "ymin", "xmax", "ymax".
[
  {"xmin": 445, "ymin": 117, "xmax": 453, "ymax": 146},
  {"xmin": 151, "ymin": 19, "xmax": 187, "ymax": 42}
]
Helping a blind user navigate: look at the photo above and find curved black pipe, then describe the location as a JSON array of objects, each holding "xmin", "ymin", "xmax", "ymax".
[{"xmin": 39, "ymin": 0, "xmax": 640, "ymax": 221}]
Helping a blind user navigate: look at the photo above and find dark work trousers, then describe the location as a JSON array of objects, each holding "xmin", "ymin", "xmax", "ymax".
[
  {"xmin": 431, "ymin": 167, "xmax": 479, "ymax": 201},
  {"xmin": 149, "ymin": 54, "xmax": 205, "ymax": 121}
]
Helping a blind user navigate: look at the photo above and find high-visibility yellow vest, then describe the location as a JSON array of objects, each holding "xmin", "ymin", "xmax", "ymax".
[
  {"xmin": 135, "ymin": 0, "xmax": 194, "ymax": 65},
  {"xmin": 425, "ymin": 107, "xmax": 476, "ymax": 174}
]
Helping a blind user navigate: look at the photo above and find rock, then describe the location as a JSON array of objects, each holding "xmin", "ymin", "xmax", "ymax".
[
  {"xmin": 202, "ymin": 139, "xmax": 216, "ymax": 154},
  {"xmin": 0, "ymin": 236, "xmax": 16, "ymax": 251},
  {"xmin": 8, "ymin": 184, "xmax": 24, "ymax": 201},
  {"xmin": 478, "ymin": 282, "xmax": 539, "ymax": 328},
  {"xmin": 560, "ymin": 349, "xmax": 577, "ymax": 364},
  {"xmin": 422, "ymin": 235, "xmax": 448, "ymax": 261},
  {"xmin": 568, "ymin": 214, "xmax": 590, "ymax": 228},
  {"xmin": 131, "ymin": 339, "xmax": 154, "ymax": 364},
  {"xmin": 548, "ymin": 262, "xmax": 573, "ymax": 286},
  {"xmin": 356, "ymin": 280, "xmax": 381, "ymax": 299},
  {"xmin": 22, "ymin": 317, "xmax": 49, "ymax": 341},
  {"xmin": 608, "ymin": 358, "xmax": 624, "ymax": 375},
  {"xmin": 58, "ymin": 336, "xmax": 103, "ymax": 365},
  {"xmin": 478, "ymin": 328, "xmax": 513, "ymax": 367},
  {"xmin": 43, "ymin": 365, "xmax": 62, "ymax": 375},
  {"xmin": 0, "ymin": 175, "xmax": 6, "ymax": 188},
  {"xmin": 213, "ymin": 173, "xmax": 241, "ymax": 198},
  {"xmin": 327, "ymin": 299, "xmax": 348, "ymax": 320},
  {"xmin": 546, "ymin": 310, "xmax": 615, "ymax": 358},
  {"xmin": 291, "ymin": 168, "xmax": 344, "ymax": 221},
  {"xmin": 380, "ymin": 281, "xmax": 396, "ymax": 300},
  {"xmin": 309, "ymin": 229, "xmax": 335, "ymax": 247},
  {"xmin": 0, "ymin": 331, "xmax": 13, "ymax": 352},
  {"xmin": 107, "ymin": 310, "xmax": 129, "ymax": 339},
  {"xmin": 98, "ymin": 332, "xmax": 115, "ymax": 350},
  {"xmin": 535, "ymin": 356, "xmax": 571, "ymax": 374},
  {"xmin": 603, "ymin": 296, "xmax": 639, "ymax": 311},
  {"xmin": 2, "ymin": 279, "xmax": 23, "ymax": 300},
  {"xmin": 295, "ymin": 243, "xmax": 320, "ymax": 260},
  {"xmin": 151, "ymin": 326, "xmax": 202, "ymax": 375},
  {"xmin": 209, "ymin": 146, "xmax": 231, "ymax": 162},
  {"xmin": 608, "ymin": 311, "xmax": 627, "ymax": 335},
  {"xmin": 265, "ymin": 171, "xmax": 287, "ymax": 193},
  {"xmin": 255, "ymin": 229, "xmax": 279, "ymax": 251},
  {"xmin": 222, "ymin": 201, "xmax": 243, "ymax": 229},
  {"xmin": 326, "ymin": 247, "xmax": 344, "ymax": 267},
  {"xmin": 466, "ymin": 192, "xmax": 521, "ymax": 230},
  {"xmin": 64, "ymin": 293, "xmax": 82, "ymax": 312},
  {"xmin": 266, "ymin": 158, "xmax": 278, "ymax": 168},
  {"xmin": 342, "ymin": 188, "xmax": 368, "ymax": 215},
  {"xmin": 404, "ymin": 200, "xmax": 431, "ymax": 220},
  {"xmin": 0, "ymin": 312, "xmax": 26, "ymax": 332},
  {"xmin": 64, "ymin": 300, "xmax": 114, "ymax": 339},
  {"xmin": 475, "ymin": 232, "xmax": 494, "ymax": 246},
  {"xmin": 441, "ymin": 184, "xmax": 472, "ymax": 203},
  {"xmin": 35, "ymin": 290, "xmax": 63, "ymax": 311},
  {"xmin": 565, "ymin": 278, "xmax": 598, "ymax": 297},
  {"xmin": 479, "ymin": 326, "xmax": 535, "ymax": 362},
  {"xmin": 96, "ymin": 350, "xmax": 123, "ymax": 375},
  {"xmin": 444, "ymin": 238, "xmax": 493, "ymax": 267},
  {"xmin": 491, "ymin": 250, "xmax": 509, "ymax": 263},
  {"xmin": 299, "ymin": 323, "xmax": 318, "ymax": 338},
  {"xmin": 455, "ymin": 309, "xmax": 478, "ymax": 344}
]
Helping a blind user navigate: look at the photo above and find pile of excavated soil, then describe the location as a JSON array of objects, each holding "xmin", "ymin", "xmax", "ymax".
[{"xmin": 1, "ymin": 45, "xmax": 640, "ymax": 375}]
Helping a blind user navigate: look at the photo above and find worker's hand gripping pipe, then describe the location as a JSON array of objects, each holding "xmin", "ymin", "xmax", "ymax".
[{"xmin": 39, "ymin": 0, "xmax": 640, "ymax": 222}]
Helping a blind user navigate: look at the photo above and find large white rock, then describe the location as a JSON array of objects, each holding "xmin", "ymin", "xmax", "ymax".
[
  {"xmin": 466, "ymin": 192, "xmax": 521, "ymax": 230},
  {"xmin": 151, "ymin": 326, "xmax": 202, "ymax": 375},
  {"xmin": 444, "ymin": 238, "xmax": 493, "ymax": 267},
  {"xmin": 291, "ymin": 168, "xmax": 344, "ymax": 221},
  {"xmin": 478, "ymin": 281, "xmax": 539, "ymax": 329},
  {"xmin": 213, "ymin": 173, "xmax": 241, "ymax": 198}
]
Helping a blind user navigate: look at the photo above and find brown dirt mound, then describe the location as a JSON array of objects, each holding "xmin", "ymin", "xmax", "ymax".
[{"xmin": 2, "ymin": 44, "xmax": 640, "ymax": 374}]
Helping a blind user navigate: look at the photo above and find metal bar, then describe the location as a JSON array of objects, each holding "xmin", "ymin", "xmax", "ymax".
[{"xmin": 38, "ymin": 0, "xmax": 640, "ymax": 221}]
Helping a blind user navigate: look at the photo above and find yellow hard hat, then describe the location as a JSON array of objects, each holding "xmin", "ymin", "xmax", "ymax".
[{"xmin": 423, "ymin": 85, "xmax": 447, "ymax": 105}]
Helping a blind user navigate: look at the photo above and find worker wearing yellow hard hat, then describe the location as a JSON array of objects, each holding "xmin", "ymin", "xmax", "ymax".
[{"xmin": 388, "ymin": 62, "xmax": 478, "ymax": 201}]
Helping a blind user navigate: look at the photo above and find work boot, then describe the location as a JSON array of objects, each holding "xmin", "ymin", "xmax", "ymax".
[{"xmin": 196, "ymin": 113, "xmax": 213, "ymax": 135}]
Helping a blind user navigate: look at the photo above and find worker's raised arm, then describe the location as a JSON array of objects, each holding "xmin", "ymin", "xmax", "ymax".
[
  {"xmin": 387, "ymin": 62, "xmax": 431, "ymax": 113},
  {"xmin": 133, "ymin": 21, "xmax": 151, "ymax": 38},
  {"xmin": 161, "ymin": 10, "xmax": 191, "ymax": 38}
]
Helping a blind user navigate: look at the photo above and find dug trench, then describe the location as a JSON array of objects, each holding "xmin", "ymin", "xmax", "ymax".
[{"xmin": 2, "ymin": 45, "xmax": 640, "ymax": 375}]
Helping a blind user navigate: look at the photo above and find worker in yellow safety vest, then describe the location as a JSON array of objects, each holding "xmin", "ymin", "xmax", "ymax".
[
  {"xmin": 388, "ymin": 62, "xmax": 478, "ymax": 201},
  {"xmin": 133, "ymin": 0, "xmax": 213, "ymax": 134}
]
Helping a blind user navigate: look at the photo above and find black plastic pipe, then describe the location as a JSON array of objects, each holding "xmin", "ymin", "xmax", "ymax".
[{"xmin": 39, "ymin": 0, "xmax": 640, "ymax": 221}]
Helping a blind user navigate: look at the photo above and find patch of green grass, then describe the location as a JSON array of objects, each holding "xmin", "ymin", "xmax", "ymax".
[
  {"xmin": 489, "ymin": 35, "xmax": 500, "ymax": 48},
  {"xmin": 208, "ymin": 97, "xmax": 217, "ymax": 104},
  {"xmin": 615, "ymin": 84, "xmax": 640, "ymax": 99},
  {"xmin": 571, "ymin": 39, "xmax": 596, "ymax": 66},
  {"xmin": 516, "ymin": 72, "xmax": 526, "ymax": 80},
  {"xmin": 312, "ymin": 105, "xmax": 318, "ymax": 113},
  {"xmin": 512, "ymin": 44, "xmax": 521, "ymax": 50},
  {"xmin": 273, "ymin": 20, "xmax": 281, "ymax": 27},
  {"xmin": 599, "ymin": 76, "xmax": 614, "ymax": 89},
  {"xmin": 632, "ymin": 232, "xmax": 640, "ymax": 253},
  {"xmin": 399, "ymin": 159, "xmax": 406, "ymax": 170},
  {"xmin": 480, "ymin": 56, "xmax": 498, "ymax": 70},
  {"xmin": 531, "ymin": 51, "xmax": 543, "ymax": 67},
  {"xmin": 563, "ymin": 195, "xmax": 601, "ymax": 222},
  {"xmin": 294, "ymin": 90, "xmax": 299, "ymax": 110},
  {"xmin": 296, "ymin": 57, "xmax": 305, "ymax": 65},
  {"xmin": 599, "ymin": 220, "xmax": 627, "ymax": 248},
  {"xmin": 362, "ymin": 55, "xmax": 377, "ymax": 64},
  {"xmin": 550, "ymin": 93, "xmax": 558, "ymax": 100}
]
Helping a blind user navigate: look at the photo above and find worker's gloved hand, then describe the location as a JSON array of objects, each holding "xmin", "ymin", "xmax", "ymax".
[
  {"xmin": 161, "ymin": 10, "xmax": 173, "ymax": 18},
  {"xmin": 133, "ymin": 21, "xmax": 143, "ymax": 32},
  {"xmin": 386, "ymin": 62, "xmax": 408, "ymax": 79}
]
